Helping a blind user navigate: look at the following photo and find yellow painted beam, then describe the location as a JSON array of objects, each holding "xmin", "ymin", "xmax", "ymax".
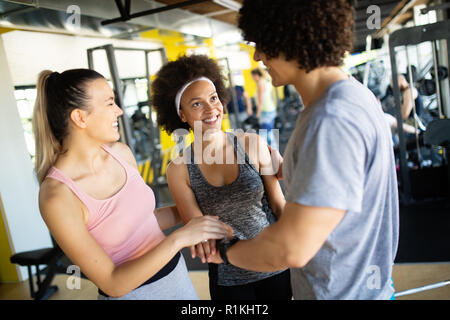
[
  {"xmin": 147, "ymin": 163, "xmax": 154, "ymax": 184},
  {"xmin": 141, "ymin": 160, "xmax": 151, "ymax": 183},
  {"xmin": 0, "ymin": 27, "xmax": 15, "ymax": 35},
  {"xmin": 0, "ymin": 195, "xmax": 19, "ymax": 283},
  {"xmin": 160, "ymin": 150, "xmax": 170, "ymax": 177}
]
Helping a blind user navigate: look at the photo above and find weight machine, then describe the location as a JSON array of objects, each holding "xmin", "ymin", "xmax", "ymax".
[
  {"xmin": 87, "ymin": 44, "xmax": 168, "ymax": 205},
  {"xmin": 389, "ymin": 19, "xmax": 450, "ymax": 203},
  {"xmin": 388, "ymin": 19, "xmax": 450, "ymax": 298}
]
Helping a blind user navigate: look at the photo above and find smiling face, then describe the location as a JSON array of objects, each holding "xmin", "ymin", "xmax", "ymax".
[
  {"xmin": 178, "ymin": 80, "xmax": 223, "ymax": 134},
  {"xmin": 82, "ymin": 78, "xmax": 124, "ymax": 143}
]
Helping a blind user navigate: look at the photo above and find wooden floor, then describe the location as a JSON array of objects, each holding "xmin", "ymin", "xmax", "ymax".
[{"xmin": 0, "ymin": 263, "xmax": 449, "ymax": 300}]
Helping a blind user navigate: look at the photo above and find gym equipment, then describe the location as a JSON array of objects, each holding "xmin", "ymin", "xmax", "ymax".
[
  {"xmin": 217, "ymin": 57, "xmax": 241, "ymax": 129},
  {"xmin": 388, "ymin": 20, "xmax": 450, "ymax": 294},
  {"xmin": 242, "ymin": 114, "xmax": 260, "ymax": 131},
  {"xmin": 87, "ymin": 44, "xmax": 167, "ymax": 205},
  {"xmin": 275, "ymin": 85, "xmax": 303, "ymax": 140},
  {"xmin": 424, "ymin": 119, "xmax": 450, "ymax": 197},
  {"xmin": 395, "ymin": 279, "xmax": 450, "ymax": 298},
  {"xmin": 418, "ymin": 66, "xmax": 449, "ymax": 97},
  {"xmin": 388, "ymin": 19, "xmax": 450, "ymax": 203},
  {"xmin": 9, "ymin": 237, "xmax": 63, "ymax": 300}
]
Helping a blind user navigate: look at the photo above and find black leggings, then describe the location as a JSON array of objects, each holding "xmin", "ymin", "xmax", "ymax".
[{"xmin": 209, "ymin": 270, "xmax": 292, "ymax": 300}]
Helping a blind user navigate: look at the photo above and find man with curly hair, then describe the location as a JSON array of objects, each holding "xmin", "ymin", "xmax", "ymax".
[{"xmin": 211, "ymin": 0, "xmax": 399, "ymax": 300}]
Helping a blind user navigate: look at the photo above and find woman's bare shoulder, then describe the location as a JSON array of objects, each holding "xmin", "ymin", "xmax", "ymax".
[
  {"xmin": 39, "ymin": 178, "xmax": 80, "ymax": 219},
  {"xmin": 107, "ymin": 142, "xmax": 138, "ymax": 169},
  {"xmin": 166, "ymin": 151, "xmax": 189, "ymax": 178}
]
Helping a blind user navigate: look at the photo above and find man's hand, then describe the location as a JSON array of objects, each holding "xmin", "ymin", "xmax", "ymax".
[
  {"xmin": 206, "ymin": 247, "xmax": 224, "ymax": 264},
  {"xmin": 190, "ymin": 223, "xmax": 234, "ymax": 263}
]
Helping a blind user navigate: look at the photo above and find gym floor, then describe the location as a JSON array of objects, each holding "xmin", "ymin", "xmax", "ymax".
[{"xmin": 0, "ymin": 263, "xmax": 449, "ymax": 300}]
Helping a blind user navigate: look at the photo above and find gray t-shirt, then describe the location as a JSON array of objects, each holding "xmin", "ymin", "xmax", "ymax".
[{"xmin": 283, "ymin": 77, "xmax": 399, "ymax": 300}]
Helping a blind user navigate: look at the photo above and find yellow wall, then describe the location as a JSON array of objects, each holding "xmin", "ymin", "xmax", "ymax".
[
  {"xmin": 0, "ymin": 27, "xmax": 21, "ymax": 283},
  {"xmin": 140, "ymin": 29, "xmax": 189, "ymax": 155},
  {"xmin": 140, "ymin": 29, "xmax": 192, "ymax": 61},
  {"xmin": 239, "ymin": 43, "xmax": 259, "ymax": 97},
  {"xmin": 0, "ymin": 194, "xmax": 19, "ymax": 283}
]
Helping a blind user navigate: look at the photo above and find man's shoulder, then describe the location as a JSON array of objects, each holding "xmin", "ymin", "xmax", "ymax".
[{"xmin": 314, "ymin": 82, "xmax": 379, "ymax": 131}]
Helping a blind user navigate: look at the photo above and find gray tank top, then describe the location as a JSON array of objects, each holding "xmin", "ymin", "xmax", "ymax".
[{"xmin": 186, "ymin": 132, "xmax": 285, "ymax": 286}]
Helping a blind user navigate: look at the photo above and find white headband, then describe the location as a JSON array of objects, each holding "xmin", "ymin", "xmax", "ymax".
[{"xmin": 175, "ymin": 77, "xmax": 216, "ymax": 117}]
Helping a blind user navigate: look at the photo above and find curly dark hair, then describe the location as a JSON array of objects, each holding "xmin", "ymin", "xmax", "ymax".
[
  {"xmin": 151, "ymin": 55, "xmax": 230, "ymax": 134},
  {"xmin": 238, "ymin": 0, "xmax": 354, "ymax": 72}
]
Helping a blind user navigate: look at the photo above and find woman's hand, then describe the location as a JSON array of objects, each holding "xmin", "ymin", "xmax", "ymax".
[
  {"xmin": 190, "ymin": 239, "xmax": 216, "ymax": 263},
  {"xmin": 171, "ymin": 216, "xmax": 233, "ymax": 250}
]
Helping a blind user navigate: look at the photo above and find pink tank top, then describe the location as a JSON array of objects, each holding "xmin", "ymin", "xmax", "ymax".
[{"xmin": 46, "ymin": 144, "xmax": 166, "ymax": 266}]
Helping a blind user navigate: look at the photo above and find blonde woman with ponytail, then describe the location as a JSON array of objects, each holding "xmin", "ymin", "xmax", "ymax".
[{"xmin": 32, "ymin": 69, "xmax": 233, "ymax": 299}]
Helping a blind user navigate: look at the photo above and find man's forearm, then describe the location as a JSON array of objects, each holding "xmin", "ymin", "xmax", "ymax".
[
  {"xmin": 226, "ymin": 223, "xmax": 293, "ymax": 272},
  {"xmin": 222, "ymin": 202, "xmax": 345, "ymax": 273}
]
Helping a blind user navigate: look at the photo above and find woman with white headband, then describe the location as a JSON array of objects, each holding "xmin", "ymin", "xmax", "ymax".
[{"xmin": 152, "ymin": 55, "xmax": 292, "ymax": 300}]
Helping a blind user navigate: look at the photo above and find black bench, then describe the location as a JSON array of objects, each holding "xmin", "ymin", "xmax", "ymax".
[{"xmin": 10, "ymin": 237, "xmax": 63, "ymax": 300}]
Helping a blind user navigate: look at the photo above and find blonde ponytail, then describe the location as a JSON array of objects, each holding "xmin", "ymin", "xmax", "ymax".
[{"xmin": 32, "ymin": 70, "xmax": 61, "ymax": 185}]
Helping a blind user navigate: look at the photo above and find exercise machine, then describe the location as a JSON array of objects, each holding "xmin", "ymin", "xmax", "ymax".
[
  {"xmin": 389, "ymin": 19, "xmax": 450, "ymax": 203},
  {"xmin": 87, "ymin": 44, "xmax": 168, "ymax": 205}
]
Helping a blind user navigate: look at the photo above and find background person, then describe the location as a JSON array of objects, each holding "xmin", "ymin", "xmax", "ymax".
[
  {"xmin": 227, "ymin": 78, "xmax": 252, "ymax": 129},
  {"xmin": 251, "ymin": 67, "xmax": 279, "ymax": 150}
]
